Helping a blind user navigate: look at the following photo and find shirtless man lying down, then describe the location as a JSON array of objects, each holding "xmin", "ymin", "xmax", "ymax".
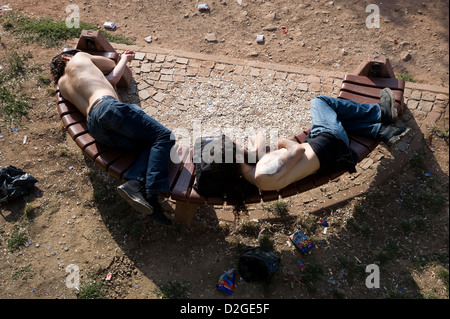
[{"xmin": 51, "ymin": 50, "xmax": 174, "ymax": 226}]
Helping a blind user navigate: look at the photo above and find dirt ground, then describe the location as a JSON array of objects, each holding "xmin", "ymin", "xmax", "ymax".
[{"xmin": 0, "ymin": 0, "xmax": 449, "ymax": 304}]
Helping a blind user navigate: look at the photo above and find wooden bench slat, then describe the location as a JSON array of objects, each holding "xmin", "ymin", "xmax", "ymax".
[
  {"xmin": 168, "ymin": 145, "xmax": 189, "ymax": 190},
  {"xmin": 74, "ymin": 133, "xmax": 96, "ymax": 150},
  {"xmin": 261, "ymin": 190, "xmax": 280, "ymax": 202},
  {"xmin": 338, "ymin": 91, "xmax": 402, "ymax": 110},
  {"xmin": 107, "ymin": 152, "xmax": 140, "ymax": 180},
  {"xmin": 61, "ymin": 112, "xmax": 86, "ymax": 128},
  {"xmin": 84, "ymin": 142, "xmax": 111, "ymax": 161},
  {"xmin": 57, "ymin": 102, "xmax": 79, "ymax": 116},
  {"xmin": 66, "ymin": 122, "xmax": 89, "ymax": 139},
  {"xmin": 344, "ymin": 74, "xmax": 405, "ymax": 90},
  {"xmin": 94, "ymin": 149, "xmax": 124, "ymax": 170},
  {"xmin": 341, "ymin": 83, "xmax": 404, "ymax": 103},
  {"xmin": 171, "ymin": 149, "xmax": 195, "ymax": 201}
]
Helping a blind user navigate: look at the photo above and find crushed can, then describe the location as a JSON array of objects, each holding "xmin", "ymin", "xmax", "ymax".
[
  {"xmin": 216, "ymin": 269, "xmax": 235, "ymax": 295},
  {"xmin": 289, "ymin": 230, "xmax": 314, "ymax": 254},
  {"xmin": 198, "ymin": 4, "xmax": 210, "ymax": 12},
  {"xmin": 103, "ymin": 22, "xmax": 116, "ymax": 30}
]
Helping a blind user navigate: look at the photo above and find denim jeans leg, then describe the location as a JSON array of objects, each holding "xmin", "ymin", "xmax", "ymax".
[
  {"xmin": 310, "ymin": 96, "xmax": 382, "ymax": 144},
  {"xmin": 116, "ymin": 105, "xmax": 175, "ymax": 194},
  {"xmin": 88, "ymin": 98, "xmax": 175, "ymax": 194},
  {"xmin": 309, "ymin": 96, "xmax": 350, "ymax": 145}
]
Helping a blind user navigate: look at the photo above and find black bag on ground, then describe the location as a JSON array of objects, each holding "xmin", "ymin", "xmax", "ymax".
[
  {"xmin": 238, "ymin": 246, "xmax": 280, "ymax": 282},
  {"xmin": 0, "ymin": 166, "xmax": 38, "ymax": 204}
]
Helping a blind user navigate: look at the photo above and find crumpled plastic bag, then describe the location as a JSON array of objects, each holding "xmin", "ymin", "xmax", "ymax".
[
  {"xmin": 0, "ymin": 166, "xmax": 38, "ymax": 204},
  {"xmin": 238, "ymin": 246, "xmax": 280, "ymax": 282}
]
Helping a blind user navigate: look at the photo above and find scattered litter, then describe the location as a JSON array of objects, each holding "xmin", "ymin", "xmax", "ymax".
[
  {"xmin": 103, "ymin": 22, "xmax": 116, "ymax": 30},
  {"xmin": 144, "ymin": 36, "xmax": 152, "ymax": 43},
  {"xmin": 105, "ymin": 273, "xmax": 112, "ymax": 281},
  {"xmin": 0, "ymin": 4, "xmax": 12, "ymax": 11},
  {"xmin": 68, "ymin": 166, "xmax": 73, "ymax": 170},
  {"xmin": 35, "ymin": 243, "xmax": 40, "ymax": 248},
  {"xmin": 198, "ymin": 4, "xmax": 210, "ymax": 12},
  {"xmin": 297, "ymin": 261, "xmax": 306, "ymax": 271},
  {"xmin": 257, "ymin": 227, "xmax": 266, "ymax": 240},
  {"xmin": 289, "ymin": 230, "xmax": 314, "ymax": 254},
  {"xmin": 424, "ymin": 172, "xmax": 432, "ymax": 177},
  {"xmin": 22, "ymin": 135, "xmax": 28, "ymax": 144},
  {"xmin": 216, "ymin": 269, "xmax": 235, "ymax": 295},
  {"xmin": 320, "ymin": 219, "xmax": 329, "ymax": 227},
  {"xmin": 427, "ymin": 136, "xmax": 434, "ymax": 152},
  {"xmin": 12, "ymin": 128, "xmax": 18, "ymax": 132},
  {"xmin": 256, "ymin": 34, "xmax": 265, "ymax": 43}
]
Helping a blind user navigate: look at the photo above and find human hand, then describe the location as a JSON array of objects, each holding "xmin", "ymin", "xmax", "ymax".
[{"xmin": 122, "ymin": 50, "xmax": 135, "ymax": 62}]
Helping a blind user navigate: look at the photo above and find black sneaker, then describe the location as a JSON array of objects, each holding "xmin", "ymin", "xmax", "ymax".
[
  {"xmin": 378, "ymin": 125, "xmax": 409, "ymax": 148},
  {"xmin": 379, "ymin": 88, "xmax": 398, "ymax": 125},
  {"xmin": 117, "ymin": 180, "xmax": 154, "ymax": 215},
  {"xmin": 146, "ymin": 194, "xmax": 173, "ymax": 226}
]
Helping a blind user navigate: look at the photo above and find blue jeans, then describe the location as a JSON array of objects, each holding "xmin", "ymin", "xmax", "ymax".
[
  {"xmin": 87, "ymin": 96, "xmax": 175, "ymax": 195},
  {"xmin": 309, "ymin": 96, "xmax": 382, "ymax": 146}
]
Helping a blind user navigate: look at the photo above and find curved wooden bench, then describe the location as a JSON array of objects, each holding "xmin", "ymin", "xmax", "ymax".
[{"xmin": 55, "ymin": 32, "xmax": 405, "ymax": 226}]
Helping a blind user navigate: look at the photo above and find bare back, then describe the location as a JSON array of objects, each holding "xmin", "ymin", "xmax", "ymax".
[
  {"xmin": 241, "ymin": 141, "xmax": 320, "ymax": 191},
  {"xmin": 58, "ymin": 53, "xmax": 118, "ymax": 116}
]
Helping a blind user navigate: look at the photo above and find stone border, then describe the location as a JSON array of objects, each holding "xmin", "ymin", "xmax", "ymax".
[{"xmin": 113, "ymin": 43, "xmax": 449, "ymax": 95}]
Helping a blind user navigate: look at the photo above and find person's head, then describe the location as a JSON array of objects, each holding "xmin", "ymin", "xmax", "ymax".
[
  {"xmin": 50, "ymin": 50, "xmax": 79, "ymax": 84},
  {"xmin": 194, "ymin": 135, "xmax": 258, "ymax": 214}
]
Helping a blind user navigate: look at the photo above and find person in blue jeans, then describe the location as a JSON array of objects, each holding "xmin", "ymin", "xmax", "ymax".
[
  {"xmin": 51, "ymin": 50, "xmax": 174, "ymax": 225},
  {"xmin": 236, "ymin": 89, "xmax": 408, "ymax": 191}
]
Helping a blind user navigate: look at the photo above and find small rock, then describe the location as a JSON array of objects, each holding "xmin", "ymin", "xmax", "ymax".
[
  {"xmin": 205, "ymin": 33, "xmax": 217, "ymax": 42},
  {"xmin": 262, "ymin": 25, "xmax": 278, "ymax": 31},
  {"xmin": 401, "ymin": 52, "xmax": 412, "ymax": 62}
]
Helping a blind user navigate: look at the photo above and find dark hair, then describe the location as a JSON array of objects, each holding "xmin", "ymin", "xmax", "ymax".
[
  {"xmin": 194, "ymin": 135, "xmax": 259, "ymax": 215},
  {"xmin": 50, "ymin": 50, "xmax": 79, "ymax": 84}
]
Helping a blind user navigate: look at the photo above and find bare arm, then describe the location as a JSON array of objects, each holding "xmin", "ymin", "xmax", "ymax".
[
  {"xmin": 89, "ymin": 54, "xmax": 117, "ymax": 74},
  {"xmin": 104, "ymin": 51, "xmax": 135, "ymax": 86}
]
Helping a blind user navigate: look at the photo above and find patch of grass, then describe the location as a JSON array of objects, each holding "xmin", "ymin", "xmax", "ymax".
[
  {"xmin": 401, "ymin": 185, "xmax": 447, "ymax": 215},
  {"xmin": 238, "ymin": 220, "xmax": 261, "ymax": 237},
  {"xmin": 263, "ymin": 200, "xmax": 289, "ymax": 217},
  {"xmin": 376, "ymin": 238, "xmax": 399, "ymax": 264},
  {"xmin": 259, "ymin": 232, "xmax": 274, "ymax": 251},
  {"xmin": 154, "ymin": 280, "xmax": 190, "ymax": 299},
  {"xmin": 300, "ymin": 264, "xmax": 324, "ymax": 294},
  {"xmin": 336, "ymin": 256, "xmax": 366, "ymax": 284},
  {"xmin": 437, "ymin": 268, "xmax": 449, "ymax": 292},
  {"xmin": 0, "ymin": 51, "xmax": 33, "ymax": 126},
  {"xmin": 0, "ymin": 86, "xmax": 31, "ymax": 126},
  {"xmin": 12, "ymin": 264, "xmax": 34, "ymax": 280},
  {"xmin": 7, "ymin": 226, "xmax": 28, "ymax": 252},
  {"xmin": 400, "ymin": 218, "xmax": 428, "ymax": 233},
  {"xmin": 77, "ymin": 279, "xmax": 108, "ymax": 299},
  {"xmin": 1, "ymin": 12, "xmax": 134, "ymax": 48},
  {"xmin": 396, "ymin": 73, "xmax": 417, "ymax": 82}
]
